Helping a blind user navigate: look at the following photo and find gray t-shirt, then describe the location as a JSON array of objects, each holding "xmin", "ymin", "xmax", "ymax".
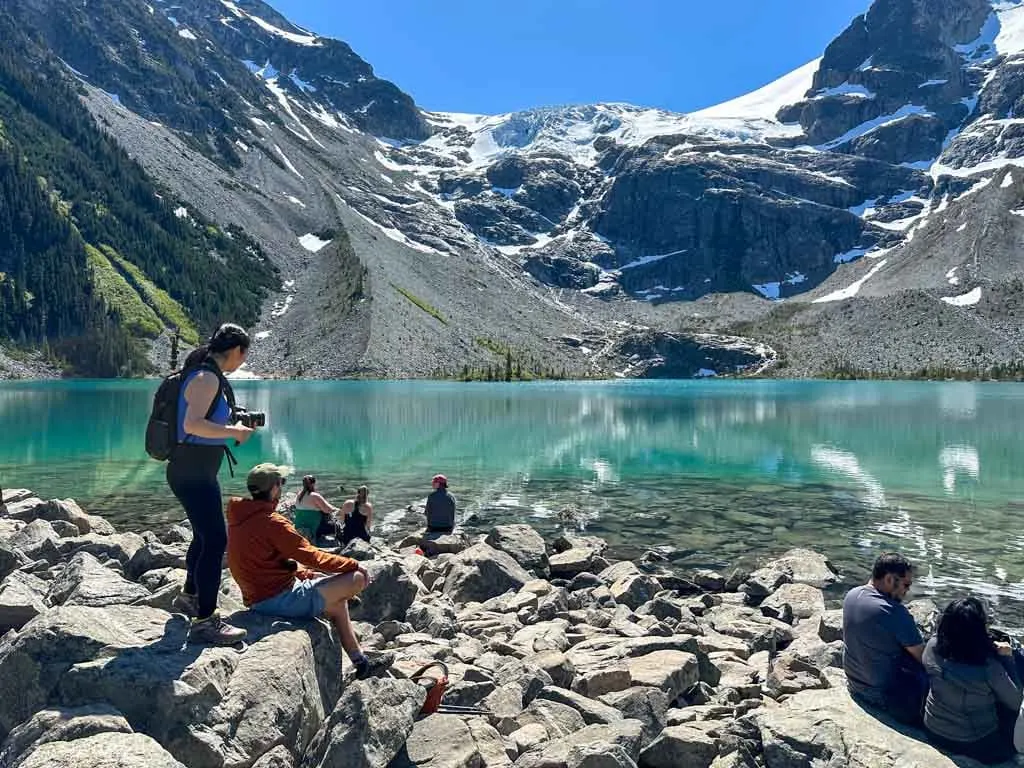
[{"xmin": 843, "ymin": 584, "xmax": 923, "ymax": 703}]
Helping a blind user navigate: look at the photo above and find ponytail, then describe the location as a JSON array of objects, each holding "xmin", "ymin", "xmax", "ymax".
[
  {"xmin": 298, "ymin": 475, "xmax": 316, "ymax": 503},
  {"xmin": 357, "ymin": 485, "xmax": 369, "ymax": 504},
  {"xmin": 182, "ymin": 344, "xmax": 211, "ymax": 370}
]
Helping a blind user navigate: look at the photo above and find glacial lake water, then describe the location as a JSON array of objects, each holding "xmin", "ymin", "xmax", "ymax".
[{"xmin": 2, "ymin": 380, "xmax": 1023, "ymax": 620}]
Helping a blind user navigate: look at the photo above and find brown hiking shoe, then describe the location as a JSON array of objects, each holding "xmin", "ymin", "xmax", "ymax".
[{"xmin": 188, "ymin": 613, "xmax": 247, "ymax": 646}]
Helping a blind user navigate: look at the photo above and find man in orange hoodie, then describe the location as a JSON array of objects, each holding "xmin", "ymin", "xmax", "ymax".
[{"xmin": 226, "ymin": 463, "xmax": 393, "ymax": 679}]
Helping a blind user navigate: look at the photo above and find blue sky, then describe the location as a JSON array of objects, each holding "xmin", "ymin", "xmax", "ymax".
[{"xmin": 271, "ymin": 0, "xmax": 871, "ymax": 115}]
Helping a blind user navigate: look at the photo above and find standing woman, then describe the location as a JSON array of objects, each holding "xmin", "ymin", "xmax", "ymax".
[
  {"xmin": 168, "ymin": 323, "xmax": 255, "ymax": 645},
  {"xmin": 340, "ymin": 486, "xmax": 373, "ymax": 545},
  {"xmin": 294, "ymin": 475, "xmax": 340, "ymax": 544}
]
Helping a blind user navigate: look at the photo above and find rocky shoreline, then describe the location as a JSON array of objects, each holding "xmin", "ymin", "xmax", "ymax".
[{"xmin": 0, "ymin": 488, "xmax": 994, "ymax": 768}]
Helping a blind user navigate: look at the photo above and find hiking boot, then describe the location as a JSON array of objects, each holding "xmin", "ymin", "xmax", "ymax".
[
  {"xmin": 188, "ymin": 613, "xmax": 247, "ymax": 646},
  {"xmin": 171, "ymin": 591, "xmax": 198, "ymax": 618},
  {"xmin": 354, "ymin": 651, "xmax": 395, "ymax": 680}
]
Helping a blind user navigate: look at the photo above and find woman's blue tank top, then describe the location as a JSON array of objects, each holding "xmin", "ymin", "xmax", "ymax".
[{"xmin": 176, "ymin": 368, "xmax": 231, "ymax": 445}]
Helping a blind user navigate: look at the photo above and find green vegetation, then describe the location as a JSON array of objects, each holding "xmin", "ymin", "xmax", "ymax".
[
  {"xmin": 103, "ymin": 247, "xmax": 199, "ymax": 344},
  {"xmin": 818, "ymin": 357, "xmax": 1024, "ymax": 381},
  {"xmin": 85, "ymin": 245, "xmax": 163, "ymax": 338},
  {"xmin": 0, "ymin": 15, "xmax": 277, "ymax": 375},
  {"xmin": 426, "ymin": 336, "xmax": 586, "ymax": 381},
  {"xmin": 392, "ymin": 284, "xmax": 448, "ymax": 325}
]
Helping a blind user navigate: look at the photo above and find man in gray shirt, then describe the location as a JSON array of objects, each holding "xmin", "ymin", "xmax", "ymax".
[
  {"xmin": 843, "ymin": 552, "xmax": 926, "ymax": 724},
  {"xmin": 424, "ymin": 474, "xmax": 456, "ymax": 534}
]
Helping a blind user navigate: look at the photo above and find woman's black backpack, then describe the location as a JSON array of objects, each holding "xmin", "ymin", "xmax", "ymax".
[{"xmin": 145, "ymin": 361, "xmax": 231, "ymax": 461}]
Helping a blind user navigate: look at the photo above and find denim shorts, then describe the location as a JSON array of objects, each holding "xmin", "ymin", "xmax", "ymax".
[{"xmin": 251, "ymin": 577, "xmax": 326, "ymax": 619}]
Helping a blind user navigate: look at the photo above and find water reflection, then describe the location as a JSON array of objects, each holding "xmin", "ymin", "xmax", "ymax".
[{"xmin": 2, "ymin": 380, "xmax": 1024, "ymax": 617}]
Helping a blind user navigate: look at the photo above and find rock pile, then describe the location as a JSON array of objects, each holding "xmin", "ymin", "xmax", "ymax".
[{"xmin": 0, "ymin": 489, "xmax": 986, "ymax": 767}]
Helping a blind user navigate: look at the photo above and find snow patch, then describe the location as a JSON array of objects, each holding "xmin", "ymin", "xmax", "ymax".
[
  {"xmin": 819, "ymin": 105, "xmax": 932, "ymax": 150},
  {"xmin": 753, "ymin": 282, "xmax": 781, "ymax": 300},
  {"xmin": 918, "ymin": 79, "xmax": 949, "ymax": 88},
  {"xmin": 694, "ymin": 59, "xmax": 820, "ymax": 120},
  {"xmin": 220, "ymin": 0, "xmax": 321, "ymax": 45},
  {"xmin": 173, "ymin": 206, "xmax": 188, "ymax": 219},
  {"xmin": 695, "ymin": 368, "xmax": 717, "ymax": 378},
  {"xmin": 270, "ymin": 295, "xmax": 293, "ymax": 318},
  {"xmin": 814, "ymin": 260, "xmax": 888, "ymax": 303},
  {"xmin": 273, "ymin": 144, "xmax": 304, "ymax": 178},
  {"xmin": 941, "ymin": 287, "xmax": 982, "ymax": 307},
  {"xmin": 284, "ymin": 195, "xmax": 306, "ymax": 208},
  {"xmin": 618, "ymin": 248, "xmax": 686, "ymax": 271},
  {"xmin": 299, "ymin": 233, "xmax": 331, "ymax": 253},
  {"xmin": 177, "ymin": 28, "xmax": 197, "ymax": 40},
  {"xmin": 1002, "ymin": 171, "xmax": 1015, "ymax": 188},
  {"xmin": 956, "ymin": 223, "xmax": 968, "ymax": 232},
  {"xmin": 255, "ymin": 331, "xmax": 271, "ymax": 341},
  {"xmin": 813, "ymin": 82, "xmax": 876, "ymax": 100}
]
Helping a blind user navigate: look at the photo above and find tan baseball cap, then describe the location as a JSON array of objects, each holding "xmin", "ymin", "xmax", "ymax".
[{"xmin": 246, "ymin": 463, "xmax": 292, "ymax": 494}]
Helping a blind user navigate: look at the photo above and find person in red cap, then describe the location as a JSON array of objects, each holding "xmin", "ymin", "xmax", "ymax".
[{"xmin": 424, "ymin": 474, "xmax": 456, "ymax": 534}]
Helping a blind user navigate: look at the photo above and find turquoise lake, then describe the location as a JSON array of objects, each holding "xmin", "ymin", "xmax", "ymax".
[{"xmin": 2, "ymin": 380, "xmax": 1023, "ymax": 617}]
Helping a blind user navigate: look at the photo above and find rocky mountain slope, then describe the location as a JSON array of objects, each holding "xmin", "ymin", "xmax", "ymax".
[{"xmin": 1, "ymin": 0, "xmax": 1023, "ymax": 377}]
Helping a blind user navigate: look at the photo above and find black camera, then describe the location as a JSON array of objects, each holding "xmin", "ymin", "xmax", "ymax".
[{"xmin": 234, "ymin": 408, "xmax": 266, "ymax": 428}]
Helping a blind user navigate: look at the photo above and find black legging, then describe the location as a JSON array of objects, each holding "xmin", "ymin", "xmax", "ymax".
[{"xmin": 167, "ymin": 447, "xmax": 226, "ymax": 619}]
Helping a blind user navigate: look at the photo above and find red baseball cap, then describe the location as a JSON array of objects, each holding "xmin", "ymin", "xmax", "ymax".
[{"xmin": 432, "ymin": 474, "xmax": 448, "ymax": 487}]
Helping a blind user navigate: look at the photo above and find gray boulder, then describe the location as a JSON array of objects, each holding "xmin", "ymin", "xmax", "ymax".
[
  {"xmin": 6, "ymin": 499, "xmax": 114, "ymax": 536},
  {"xmin": 300, "ymin": 678, "xmax": 425, "ymax": 768},
  {"xmin": 406, "ymin": 600, "xmax": 458, "ymax": 639},
  {"xmin": 765, "ymin": 650, "xmax": 829, "ymax": 698},
  {"xmin": 485, "ymin": 525, "xmax": 550, "ymax": 578},
  {"xmin": 0, "ymin": 545, "xmax": 29, "ymax": 582},
  {"xmin": 0, "ymin": 704, "xmax": 133, "ymax": 768},
  {"xmin": 0, "ymin": 570, "xmax": 48, "ymax": 634},
  {"xmin": 753, "ymin": 686, "xmax": 965, "ymax": 767},
  {"xmin": 0, "ymin": 605, "xmax": 170, "ymax": 739},
  {"xmin": 17, "ymin": 732, "xmax": 186, "ymax": 768},
  {"xmin": 763, "ymin": 549, "xmax": 838, "ymax": 589},
  {"xmin": 419, "ymin": 533, "xmax": 470, "ymax": 557},
  {"xmin": 511, "ymin": 720, "xmax": 644, "ymax": 768},
  {"xmin": 59, "ymin": 614, "xmax": 341, "ymax": 768},
  {"xmin": 389, "ymin": 714, "xmax": 484, "ymax": 768},
  {"xmin": 126, "ymin": 542, "xmax": 189, "ymax": 580},
  {"xmin": 549, "ymin": 549, "xmax": 596, "ymax": 579},
  {"xmin": 7, "ymin": 520, "xmax": 60, "ymax": 564},
  {"xmin": 526, "ymin": 649, "xmax": 575, "ymax": 689},
  {"xmin": 537, "ymin": 687, "xmax": 625, "ymax": 726},
  {"xmin": 638, "ymin": 726, "xmax": 717, "ymax": 768},
  {"xmin": 598, "ymin": 687, "xmax": 668, "ymax": 748},
  {"xmin": 609, "ymin": 575, "xmax": 661, "ymax": 611},
  {"xmin": 252, "ymin": 746, "xmax": 295, "ymax": 768},
  {"xmin": 56, "ymin": 533, "xmax": 147, "ymax": 568},
  {"xmin": 444, "ymin": 543, "xmax": 531, "ymax": 604},
  {"xmin": 818, "ymin": 609, "xmax": 844, "ymax": 643},
  {"xmin": 626, "ymin": 651, "xmax": 699, "ymax": 701},
  {"xmin": 759, "ymin": 583, "xmax": 825, "ymax": 621},
  {"xmin": 48, "ymin": 552, "xmax": 150, "ymax": 608},
  {"xmin": 350, "ymin": 556, "xmax": 423, "ymax": 624},
  {"xmin": 515, "ymin": 698, "xmax": 586, "ymax": 738}
]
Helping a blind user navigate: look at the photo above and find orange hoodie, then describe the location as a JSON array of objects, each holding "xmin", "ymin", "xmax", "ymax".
[{"xmin": 226, "ymin": 497, "xmax": 359, "ymax": 606}]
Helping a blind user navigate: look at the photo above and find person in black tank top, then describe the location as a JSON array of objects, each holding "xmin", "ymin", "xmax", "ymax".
[{"xmin": 341, "ymin": 485, "xmax": 373, "ymax": 545}]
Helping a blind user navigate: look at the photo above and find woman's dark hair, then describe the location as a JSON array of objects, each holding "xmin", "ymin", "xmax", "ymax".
[
  {"xmin": 298, "ymin": 475, "xmax": 316, "ymax": 503},
  {"xmin": 182, "ymin": 323, "xmax": 250, "ymax": 369},
  {"xmin": 356, "ymin": 485, "xmax": 368, "ymax": 504},
  {"xmin": 935, "ymin": 597, "xmax": 996, "ymax": 666}
]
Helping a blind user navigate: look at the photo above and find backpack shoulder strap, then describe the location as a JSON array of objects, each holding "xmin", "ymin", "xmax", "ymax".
[{"xmin": 199, "ymin": 358, "xmax": 233, "ymax": 419}]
